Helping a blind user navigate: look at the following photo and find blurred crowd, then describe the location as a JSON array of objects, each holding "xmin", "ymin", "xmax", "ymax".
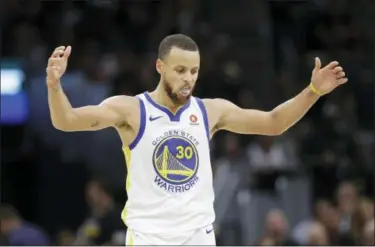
[
  {"xmin": 1, "ymin": 0, "xmax": 374, "ymax": 246},
  {"xmin": 253, "ymin": 182, "xmax": 374, "ymax": 246}
]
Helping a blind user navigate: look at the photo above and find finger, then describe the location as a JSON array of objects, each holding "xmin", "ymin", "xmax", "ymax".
[
  {"xmin": 54, "ymin": 46, "xmax": 65, "ymax": 54},
  {"xmin": 48, "ymin": 57, "xmax": 56, "ymax": 66},
  {"xmin": 51, "ymin": 50, "xmax": 64, "ymax": 58},
  {"xmin": 62, "ymin": 46, "xmax": 72, "ymax": 60},
  {"xmin": 314, "ymin": 57, "xmax": 321, "ymax": 71},
  {"xmin": 333, "ymin": 66, "xmax": 343, "ymax": 73},
  {"xmin": 338, "ymin": 78, "xmax": 348, "ymax": 84},
  {"xmin": 48, "ymin": 57, "xmax": 60, "ymax": 66},
  {"xmin": 325, "ymin": 61, "xmax": 339, "ymax": 70},
  {"xmin": 337, "ymin": 71, "xmax": 345, "ymax": 78},
  {"xmin": 53, "ymin": 46, "xmax": 65, "ymax": 52}
]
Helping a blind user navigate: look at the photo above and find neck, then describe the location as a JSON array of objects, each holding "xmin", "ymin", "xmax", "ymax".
[{"xmin": 151, "ymin": 82, "xmax": 180, "ymax": 113}]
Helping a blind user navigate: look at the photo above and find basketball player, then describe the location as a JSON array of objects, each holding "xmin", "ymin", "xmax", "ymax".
[{"xmin": 46, "ymin": 34, "xmax": 347, "ymax": 245}]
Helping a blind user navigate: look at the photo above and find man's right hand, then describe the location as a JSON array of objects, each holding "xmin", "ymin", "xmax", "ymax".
[{"xmin": 46, "ymin": 46, "xmax": 71, "ymax": 88}]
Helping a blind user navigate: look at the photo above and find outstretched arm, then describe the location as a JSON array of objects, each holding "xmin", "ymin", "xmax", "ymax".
[
  {"xmin": 46, "ymin": 46, "xmax": 129, "ymax": 132},
  {"xmin": 211, "ymin": 58, "xmax": 348, "ymax": 136},
  {"xmin": 213, "ymin": 87, "xmax": 318, "ymax": 135},
  {"xmin": 48, "ymin": 86, "xmax": 126, "ymax": 131}
]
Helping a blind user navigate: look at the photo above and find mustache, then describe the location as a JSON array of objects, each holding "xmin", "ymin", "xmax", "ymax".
[{"xmin": 179, "ymin": 84, "xmax": 194, "ymax": 91}]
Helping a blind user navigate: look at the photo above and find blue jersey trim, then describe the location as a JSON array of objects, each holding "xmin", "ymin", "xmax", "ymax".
[
  {"xmin": 143, "ymin": 92, "xmax": 191, "ymax": 122},
  {"xmin": 129, "ymin": 97, "xmax": 146, "ymax": 150},
  {"xmin": 195, "ymin": 97, "xmax": 210, "ymax": 141}
]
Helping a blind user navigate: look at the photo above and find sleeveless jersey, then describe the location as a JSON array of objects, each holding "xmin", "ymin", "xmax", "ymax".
[{"xmin": 121, "ymin": 92, "xmax": 215, "ymax": 234}]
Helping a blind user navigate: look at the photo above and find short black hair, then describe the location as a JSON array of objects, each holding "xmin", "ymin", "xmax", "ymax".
[{"xmin": 158, "ymin": 34, "xmax": 199, "ymax": 60}]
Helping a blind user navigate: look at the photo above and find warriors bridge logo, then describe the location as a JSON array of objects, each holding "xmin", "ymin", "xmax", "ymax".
[{"xmin": 152, "ymin": 131, "xmax": 199, "ymax": 193}]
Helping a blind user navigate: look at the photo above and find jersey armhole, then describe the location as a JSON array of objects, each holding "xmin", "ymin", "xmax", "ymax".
[
  {"xmin": 195, "ymin": 97, "xmax": 210, "ymax": 142},
  {"xmin": 128, "ymin": 97, "xmax": 146, "ymax": 150}
]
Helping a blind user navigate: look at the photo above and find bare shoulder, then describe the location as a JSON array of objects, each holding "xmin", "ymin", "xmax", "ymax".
[
  {"xmin": 101, "ymin": 95, "xmax": 140, "ymax": 116},
  {"xmin": 202, "ymin": 98, "xmax": 232, "ymax": 110},
  {"xmin": 201, "ymin": 98, "xmax": 230, "ymax": 134},
  {"xmin": 202, "ymin": 98, "xmax": 235, "ymax": 117},
  {"xmin": 201, "ymin": 98, "xmax": 243, "ymax": 134},
  {"xmin": 101, "ymin": 95, "xmax": 139, "ymax": 109},
  {"xmin": 101, "ymin": 95, "xmax": 141, "ymax": 130}
]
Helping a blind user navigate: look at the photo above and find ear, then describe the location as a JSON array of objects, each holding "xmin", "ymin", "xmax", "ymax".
[{"xmin": 156, "ymin": 59, "xmax": 164, "ymax": 74}]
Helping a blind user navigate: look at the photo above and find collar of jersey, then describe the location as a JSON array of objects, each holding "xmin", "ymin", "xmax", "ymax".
[{"xmin": 144, "ymin": 92, "xmax": 191, "ymax": 122}]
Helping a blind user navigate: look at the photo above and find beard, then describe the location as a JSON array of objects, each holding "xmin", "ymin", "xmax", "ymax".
[{"xmin": 162, "ymin": 78, "xmax": 193, "ymax": 106}]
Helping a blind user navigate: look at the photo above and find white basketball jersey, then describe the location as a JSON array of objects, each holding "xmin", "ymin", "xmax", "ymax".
[{"xmin": 121, "ymin": 92, "xmax": 215, "ymax": 234}]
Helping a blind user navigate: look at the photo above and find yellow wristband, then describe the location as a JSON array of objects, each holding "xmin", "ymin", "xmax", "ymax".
[{"xmin": 309, "ymin": 82, "xmax": 323, "ymax": 96}]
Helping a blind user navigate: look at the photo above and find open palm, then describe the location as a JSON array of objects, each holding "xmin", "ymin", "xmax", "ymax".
[{"xmin": 310, "ymin": 57, "xmax": 348, "ymax": 95}]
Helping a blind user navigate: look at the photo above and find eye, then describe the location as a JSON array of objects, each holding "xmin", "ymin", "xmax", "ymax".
[
  {"xmin": 191, "ymin": 69, "xmax": 199, "ymax": 74},
  {"xmin": 176, "ymin": 68, "xmax": 185, "ymax": 74}
]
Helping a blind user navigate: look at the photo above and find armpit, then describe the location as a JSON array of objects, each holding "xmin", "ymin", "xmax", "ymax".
[
  {"xmin": 115, "ymin": 121, "xmax": 131, "ymax": 129},
  {"xmin": 201, "ymin": 98, "xmax": 222, "ymax": 135}
]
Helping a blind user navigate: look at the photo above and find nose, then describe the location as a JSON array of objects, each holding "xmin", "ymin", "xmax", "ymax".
[{"xmin": 182, "ymin": 73, "xmax": 193, "ymax": 83}]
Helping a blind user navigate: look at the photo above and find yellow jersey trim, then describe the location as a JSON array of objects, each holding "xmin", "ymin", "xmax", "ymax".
[{"xmin": 121, "ymin": 146, "xmax": 131, "ymax": 227}]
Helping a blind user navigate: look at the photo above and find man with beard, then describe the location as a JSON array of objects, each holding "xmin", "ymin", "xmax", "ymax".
[{"xmin": 46, "ymin": 34, "xmax": 347, "ymax": 245}]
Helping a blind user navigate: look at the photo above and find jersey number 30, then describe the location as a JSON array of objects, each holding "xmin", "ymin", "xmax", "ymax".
[{"xmin": 176, "ymin": 146, "xmax": 193, "ymax": 159}]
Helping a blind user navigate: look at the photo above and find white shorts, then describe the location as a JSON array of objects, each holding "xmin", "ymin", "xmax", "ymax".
[{"xmin": 125, "ymin": 224, "xmax": 216, "ymax": 246}]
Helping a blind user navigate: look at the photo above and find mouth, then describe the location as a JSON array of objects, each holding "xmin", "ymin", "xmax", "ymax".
[{"xmin": 179, "ymin": 86, "xmax": 191, "ymax": 97}]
